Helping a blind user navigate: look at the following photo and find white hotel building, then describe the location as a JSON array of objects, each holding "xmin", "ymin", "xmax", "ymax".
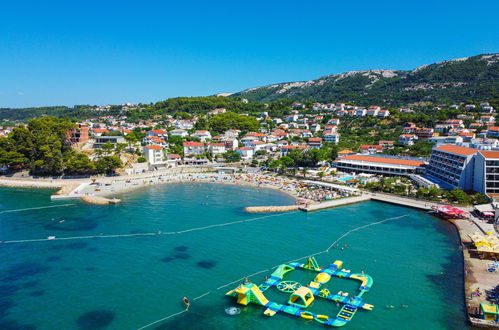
[{"xmin": 427, "ymin": 145, "xmax": 499, "ymax": 197}]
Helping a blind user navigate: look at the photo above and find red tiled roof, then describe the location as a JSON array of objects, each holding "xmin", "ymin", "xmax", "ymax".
[
  {"xmin": 183, "ymin": 141, "xmax": 204, "ymax": 147},
  {"xmin": 151, "ymin": 129, "xmax": 167, "ymax": 134},
  {"xmin": 361, "ymin": 145, "xmax": 382, "ymax": 150},
  {"xmin": 338, "ymin": 155, "xmax": 425, "ymax": 167},
  {"xmin": 480, "ymin": 151, "xmax": 499, "ymax": 159},
  {"xmin": 146, "ymin": 145, "xmax": 162, "ymax": 150},
  {"xmin": 435, "ymin": 144, "xmax": 478, "ymax": 156}
]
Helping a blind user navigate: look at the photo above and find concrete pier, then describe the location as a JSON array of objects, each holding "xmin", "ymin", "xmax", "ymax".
[{"xmin": 301, "ymin": 195, "xmax": 371, "ymax": 212}]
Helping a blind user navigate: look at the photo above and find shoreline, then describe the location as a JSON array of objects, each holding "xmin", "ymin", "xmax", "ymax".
[{"xmin": 1, "ymin": 172, "xmax": 498, "ymax": 327}]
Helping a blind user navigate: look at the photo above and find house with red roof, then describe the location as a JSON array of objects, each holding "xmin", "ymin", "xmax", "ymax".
[
  {"xmin": 143, "ymin": 145, "xmax": 166, "ymax": 166},
  {"xmin": 207, "ymin": 143, "xmax": 226, "ymax": 155},
  {"xmin": 147, "ymin": 129, "xmax": 168, "ymax": 138},
  {"xmin": 183, "ymin": 141, "xmax": 205, "ymax": 156},
  {"xmin": 360, "ymin": 145, "xmax": 383, "ymax": 154},
  {"xmin": 308, "ymin": 137, "xmax": 323, "ymax": 149},
  {"xmin": 379, "ymin": 141, "xmax": 394, "ymax": 149},
  {"xmin": 487, "ymin": 126, "xmax": 499, "ymax": 138},
  {"xmin": 398, "ymin": 134, "xmax": 418, "ymax": 146},
  {"xmin": 191, "ymin": 130, "xmax": 212, "ymax": 142},
  {"xmin": 480, "ymin": 116, "xmax": 495, "ymax": 124}
]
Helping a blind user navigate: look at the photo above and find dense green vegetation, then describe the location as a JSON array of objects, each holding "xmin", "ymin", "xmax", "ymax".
[
  {"xmin": 233, "ymin": 54, "xmax": 499, "ymax": 106},
  {"xmin": 125, "ymin": 96, "xmax": 292, "ymax": 122},
  {"xmin": 207, "ymin": 112, "xmax": 260, "ymax": 133},
  {"xmin": 0, "ymin": 105, "xmax": 124, "ymax": 122},
  {"xmin": 362, "ymin": 177, "xmax": 489, "ymax": 205},
  {"xmin": 0, "ymin": 117, "xmax": 122, "ymax": 176}
]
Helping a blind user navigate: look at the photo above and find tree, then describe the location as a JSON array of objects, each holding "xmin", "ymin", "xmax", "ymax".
[
  {"xmin": 208, "ymin": 112, "xmax": 259, "ymax": 133},
  {"xmin": 64, "ymin": 152, "xmax": 95, "ymax": 175},
  {"xmin": 446, "ymin": 188, "xmax": 471, "ymax": 205},
  {"xmin": 95, "ymin": 156, "xmax": 122, "ymax": 175},
  {"xmin": 301, "ymin": 168, "xmax": 308, "ymax": 178},
  {"xmin": 279, "ymin": 156, "xmax": 294, "ymax": 168},
  {"xmin": 222, "ymin": 150, "xmax": 241, "ymax": 162},
  {"xmin": 317, "ymin": 171, "xmax": 325, "ymax": 181}
]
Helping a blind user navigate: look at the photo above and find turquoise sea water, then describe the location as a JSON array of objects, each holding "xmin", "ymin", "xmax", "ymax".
[{"xmin": 0, "ymin": 184, "xmax": 466, "ymax": 329}]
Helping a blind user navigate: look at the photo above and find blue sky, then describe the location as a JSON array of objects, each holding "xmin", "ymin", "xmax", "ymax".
[{"xmin": 0, "ymin": 0, "xmax": 498, "ymax": 108}]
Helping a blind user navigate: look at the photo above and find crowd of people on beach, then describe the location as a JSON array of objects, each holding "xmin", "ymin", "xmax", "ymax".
[{"xmin": 75, "ymin": 172, "xmax": 356, "ymax": 204}]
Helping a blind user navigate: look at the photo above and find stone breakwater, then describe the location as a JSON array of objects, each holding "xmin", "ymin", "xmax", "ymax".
[
  {"xmin": 244, "ymin": 205, "xmax": 299, "ymax": 213},
  {"xmin": 80, "ymin": 196, "xmax": 121, "ymax": 205}
]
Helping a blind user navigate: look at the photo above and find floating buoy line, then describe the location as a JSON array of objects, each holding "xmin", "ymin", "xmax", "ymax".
[{"xmin": 137, "ymin": 214, "xmax": 409, "ymax": 329}]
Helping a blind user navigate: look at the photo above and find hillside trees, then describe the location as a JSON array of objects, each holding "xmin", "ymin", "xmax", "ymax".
[{"xmin": 0, "ymin": 116, "xmax": 123, "ymax": 176}]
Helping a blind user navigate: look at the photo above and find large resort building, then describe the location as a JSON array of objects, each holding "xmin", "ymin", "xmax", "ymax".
[
  {"xmin": 473, "ymin": 151, "xmax": 499, "ymax": 197},
  {"xmin": 425, "ymin": 145, "xmax": 478, "ymax": 190},
  {"xmin": 426, "ymin": 145, "xmax": 499, "ymax": 197},
  {"xmin": 335, "ymin": 154, "xmax": 425, "ymax": 176}
]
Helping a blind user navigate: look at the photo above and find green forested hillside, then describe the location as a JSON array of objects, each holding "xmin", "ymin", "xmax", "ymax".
[{"xmin": 232, "ymin": 54, "xmax": 499, "ymax": 106}]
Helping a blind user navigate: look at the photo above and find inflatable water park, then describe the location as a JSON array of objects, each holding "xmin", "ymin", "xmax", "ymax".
[{"xmin": 226, "ymin": 257, "xmax": 374, "ymax": 327}]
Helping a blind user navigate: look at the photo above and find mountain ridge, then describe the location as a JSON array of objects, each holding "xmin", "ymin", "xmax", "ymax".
[{"xmin": 230, "ymin": 53, "xmax": 499, "ymax": 106}]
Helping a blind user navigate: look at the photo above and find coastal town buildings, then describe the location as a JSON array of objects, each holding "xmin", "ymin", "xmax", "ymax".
[
  {"xmin": 144, "ymin": 145, "xmax": 165, "ymax": 166},
  {"xmin": 67, "ymin": 123, "xmax": 89, "ymax": 143},
  {"xmin": 426, "ymin": 145, "xmax": 479, "ymax": 190},
  {"xmin": 335, "ymin": 155, "xmax": 426, "ymax": 176}
]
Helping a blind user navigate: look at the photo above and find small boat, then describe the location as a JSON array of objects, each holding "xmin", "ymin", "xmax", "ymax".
[{"xmin": 183, "ymin": 297, "xmax": 190, "ymax": 310}]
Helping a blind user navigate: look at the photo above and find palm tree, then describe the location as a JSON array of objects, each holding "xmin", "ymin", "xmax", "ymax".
[
  {"xmin": 317, "ymin": 171, "xmax": 325, "ymax": 181},
  {"xmin": 301, "ymin": 168, "xmax": 308, "ymax": 178}
]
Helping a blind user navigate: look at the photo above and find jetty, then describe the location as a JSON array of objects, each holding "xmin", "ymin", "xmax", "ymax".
[
  {"xmin": 80, "ymin": 196, "xmax": 121, "ymax": 205},
  {"xmin": 300, "ymin": 195, "xmax": 371, "ymax": 212},
  {"xmin": 245, "ymin": 205, "xmax": 299, "ymax": 213}
]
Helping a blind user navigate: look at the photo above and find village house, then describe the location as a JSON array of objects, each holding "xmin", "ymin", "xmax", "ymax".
[
  {"xmin": 170, "ymin": 129, "xmax": 189, "ymax": 138},
  {"xmin": 183, "ymin": 141, "xmax": 205, "ymax": 156},
  {"xmin": 237, "ymin": 147, "xmax": 254, "ymax": 160},
  {"xmin": 143, "ymin": 145, "xmax": 165, "ymax": 166},
  {"xmin": 147, "ymin": 129, "xmax": 168, "ymax": 139},
  {"xmin": 207, "ymin": 143, "xmax": 226, "ymax": 155},
  {"xmin": 308, "ymin": 137, "xmax": 323, "ymax": 149},
  {"xmin": 379, "ymin": 140, "xmax": 394, "ymax": 149},
  {"xmin": 480, "ymin": 115, "xmax": 496, "ymax": 124},
  {"xmin": 360, "ymin": 145, "xmax": 383, "ymax": 154},
  {"xmin": 191, "ymin": 130, "xmax": 212, "ymax": 142},
  {"xmin": 323, "ymin": 132, "xmax": 340, "ymax": 143},
  {"xmin": 207, "ymin": 108, "xmax": 226, "ymax": 115},
  {"xmin": 166, "ymin": 153, "xmax": 181, "ymax": 167},
  {"xmin": 221, "ymin": 136, "xmax": 239, "ymax": 150},
  {"xmin": 398, "ymin": 134, "xmax": 417, "ymax": 146}
]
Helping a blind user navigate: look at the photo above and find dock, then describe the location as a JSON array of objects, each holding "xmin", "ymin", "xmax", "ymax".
[{"xmin": 300, "ymin": 195, "xmax": 371, "ymax": 212}]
